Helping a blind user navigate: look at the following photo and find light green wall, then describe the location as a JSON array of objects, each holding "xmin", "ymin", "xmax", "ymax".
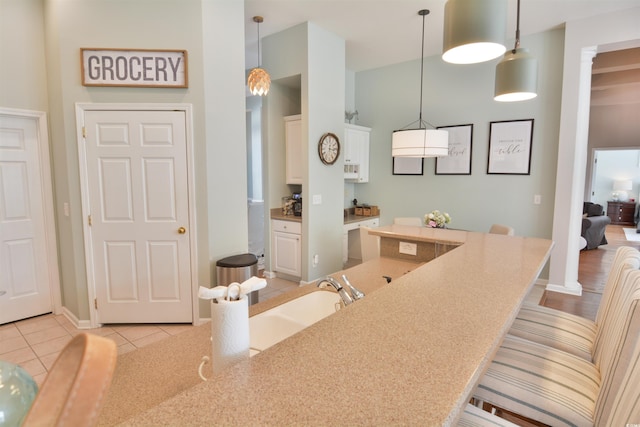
[
  {"xmin": 0, "ymin": 0, "xmax": 48, "ymax": 111},
  {"xmin": 1, "ymin": 0, "xmax": 248, "ymax": 321},
  {"xmin": 353, "ymin": 29, "xmax": 565, "ymax": 241},
  {"xmin": 262, "ymin": 22, "xmax": 345, "ymax": 281}
]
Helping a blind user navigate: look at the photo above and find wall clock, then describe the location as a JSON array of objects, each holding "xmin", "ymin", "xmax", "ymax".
[{"xmin": 318, "ymin": 132, "xmax": 340, "ymax": 165}]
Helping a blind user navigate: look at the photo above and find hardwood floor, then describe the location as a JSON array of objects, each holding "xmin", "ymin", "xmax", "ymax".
[{"xmin": 540, "ymin": 224, "xmax": 639, "ymax": 320}]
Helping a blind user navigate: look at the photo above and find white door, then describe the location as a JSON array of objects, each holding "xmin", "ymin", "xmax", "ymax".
[
  {"xmin": 0, "ymin": 113, "xmax": 57, "ymax": 324},
  {"xmin": 83, "ymin": 110, "xmax": 193, "ymax": 323}
]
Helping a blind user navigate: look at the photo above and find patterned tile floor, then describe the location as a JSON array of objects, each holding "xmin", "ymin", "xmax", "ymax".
[{"xmin": 0, "ymin": 275, "xmax": 299, "ymax": 385}]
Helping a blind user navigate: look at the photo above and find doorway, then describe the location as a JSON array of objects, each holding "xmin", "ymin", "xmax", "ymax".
[
  {"xmin": 588, "ymin": 148, "xmax": 640, "ymax": 208},
  {"xmin": 0, "ymin": 108, "xmax": 61, "ymax": 324},
  {"xmin": 76, "ymin": 104, "xmax": 198, "ymax": 326}
]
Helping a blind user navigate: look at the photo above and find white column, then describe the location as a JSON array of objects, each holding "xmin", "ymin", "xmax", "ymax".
[{"xmin": 547, "ymin": 47, "xmax": 597, "ymax": 295}]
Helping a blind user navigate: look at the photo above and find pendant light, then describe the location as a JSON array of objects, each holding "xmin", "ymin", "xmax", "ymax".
[
  {"xmin": 442, "ymin": 0, "xmax": 507, "ymax": 64},
  {"xmin": 392, "ymin": 9, "xmax": 448, "ymax": 158},
  {"xmin": 494, "ymin": 0, "xmax": 538, "ymax": 101},
  {"xmin": 247, "ymin": 16, "xmax": 271, "ymax": 96}
]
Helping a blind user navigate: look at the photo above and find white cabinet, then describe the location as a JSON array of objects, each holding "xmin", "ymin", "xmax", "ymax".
[
  {"xmin": 342, "ymin": 218, "xmax": 379, "ymax": 263},
  {"xmin": 271, "ymin": 219, "xmax": 302, "ymax": 277},
  {"xmin": 343, "ymin": 124, "xmax": 370, "ymax": 183},
  {"xmin": 285, "ymin": 115, "xmax": 302, "ymax": 185}
]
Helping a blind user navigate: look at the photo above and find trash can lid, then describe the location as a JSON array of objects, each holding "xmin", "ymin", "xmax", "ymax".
[{"xmin": 216, "ymin": 253, "xmax": 258, "ymax": 268}]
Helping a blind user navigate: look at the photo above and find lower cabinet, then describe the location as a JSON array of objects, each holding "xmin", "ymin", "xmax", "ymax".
[{"xmin": 271, "ymin": 219, "xmax": 302, "ymax": 278}]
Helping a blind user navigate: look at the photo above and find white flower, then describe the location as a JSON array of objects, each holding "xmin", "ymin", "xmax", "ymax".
[{"xmin": 424, "ymin": 210, "xmax": 451, "ymax": 228}]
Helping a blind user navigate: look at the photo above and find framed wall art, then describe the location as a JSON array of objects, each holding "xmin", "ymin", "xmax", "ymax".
[
  {"xmin": 487, "ymin": 119, "xmax": 534, "ymax": 175},
  {"xmin": 435, "ymin": 124, "xmax": 473, "ymax": 175},
  {"xmin": 392, "ymin": 157, "xmax": 424, "ymax": 175}
]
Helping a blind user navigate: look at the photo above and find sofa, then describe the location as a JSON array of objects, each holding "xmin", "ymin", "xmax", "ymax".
[{"xmin": 582, "ymin": 202, "xmax": 611, "ymax": 250}]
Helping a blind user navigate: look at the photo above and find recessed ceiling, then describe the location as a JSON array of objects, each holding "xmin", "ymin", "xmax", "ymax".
[{"xmin": 244, "ymin": 0, "xmax": 640, "ymax": 72}]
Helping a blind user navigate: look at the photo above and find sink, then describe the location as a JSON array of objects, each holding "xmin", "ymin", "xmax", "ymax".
[{"xmin": 249, "ymin": 291, "xmax": 342, "ymax": 355}]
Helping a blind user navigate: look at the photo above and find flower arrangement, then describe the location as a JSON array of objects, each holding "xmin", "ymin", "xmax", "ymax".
[{"xmin": 424, "ymin": 210, "xmax": 451, "ymax": 228}]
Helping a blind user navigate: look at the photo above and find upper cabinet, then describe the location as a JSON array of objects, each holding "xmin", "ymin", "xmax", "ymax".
[
  {"xmin": 285, "ymin": 115, "xmax": 302, "ymax": 185},
  {"xmin": 343, "ymin": 123, "xmax": 371, "ymax": 183}
]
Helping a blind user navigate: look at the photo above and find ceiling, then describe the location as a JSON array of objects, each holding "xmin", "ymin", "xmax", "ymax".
[{"xmin": 243, "ymin": 0, "xmax": 640, "ymax": 72}]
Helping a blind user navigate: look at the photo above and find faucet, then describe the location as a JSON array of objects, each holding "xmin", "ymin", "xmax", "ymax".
[
  {"xmin": 316, "ymin": 276, "xmax": 353, "ymax": 306},
  {"xmin": 341, "ymin": 274, "xmax": 365, "ymax": 301}
]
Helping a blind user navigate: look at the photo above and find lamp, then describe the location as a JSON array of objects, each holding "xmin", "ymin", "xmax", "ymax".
[
  {"xmin": 494, "ymin": 0, "xmax": 538, "ymax": 102},
  {"xmin": 613, "ymin": 179, "xmax": 633, "ymax": 202},
  {"xmin": 247, "ymin": 16, "xmax": 271, "ymax": 96},
  {"xmin": 442, "ymin": 0, "xmax": 507, "ymax": 64},
  {"xmin": 392, "ymin": 10, "xmax": 448, "ymax": 158}
]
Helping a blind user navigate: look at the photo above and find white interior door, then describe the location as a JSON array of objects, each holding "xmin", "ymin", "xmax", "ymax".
[
  {"xmin": 83, "ymin": 110, "xmax": 193, "ymax": 323},
  {"xmin": 0, "ymin": 112, "xmax": 57, "ymax": 324}
]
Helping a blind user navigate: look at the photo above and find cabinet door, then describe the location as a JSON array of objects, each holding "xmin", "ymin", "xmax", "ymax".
[
  {"xmin": 285, "ymin": 117, "xmax": 302, "ymax": 185},
  {"xmin": 273, "ymin": 231, "xmax": 301, "ymax": 277},
  {"xmin": 344, "ymin": 126, "xmax": 370, "ymax": 183}
]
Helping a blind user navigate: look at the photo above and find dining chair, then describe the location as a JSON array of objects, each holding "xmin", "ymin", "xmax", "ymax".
[
  {"xmin": 473, "ymin": 267, "xmax": 640, "ymax": 426},
  {"xmin": 359, "ymin": 226, "xmax": 380, "ymax": 262},
  {"xmin": 509, "ymin": 246, "xmax": 640, "ymax": 360},
  {"xmin": 22, "ymin": 333, "xmax": 117, "ymax": 427},
  {"xmin": 457, "ymin": 403, "xmax": 520, "ymax": 426},
  {"xmin": 488, "ymin": 224, "xmax": 514, "ymax": 236},
  {"xmin": 393, "ymin": 217, "xmax": 423, "ymax": 226}
]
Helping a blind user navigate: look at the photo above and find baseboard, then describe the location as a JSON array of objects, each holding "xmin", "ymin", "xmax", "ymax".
[
  {"xmin": 263, "ymin": 270, "xmax": 276, "ymax": 279},
  {"xmin": 61, "ymin": 306, "xmax": 93, "ymax": 330}
]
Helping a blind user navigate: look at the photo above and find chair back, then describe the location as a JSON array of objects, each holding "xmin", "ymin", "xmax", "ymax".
[
  {"xmin": 22, "ymin": 333, "xmax": 117, "ymax": 427},
  {"xmin": 359, "ymin": 226, "xmax": 380, "ymax": 262},
  {"xmin": 594, "ymin": 268, "xmax": 640, "ymax": 425},
  {"xmin": 489, "ymin": 224, "xmax": 515, "ymax": 236},
  {"xmin": 594, "ymin": 246, "xmax": 640, "ymax": 343},
  {"xmin": 393, "ymin": 217, "xmax": 423, "ymax": 226}
]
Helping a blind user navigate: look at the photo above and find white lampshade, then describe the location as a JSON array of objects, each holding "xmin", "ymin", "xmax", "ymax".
[
  {"xmin": 614, "ymin": 179, "xmax": 633, "ymax": 191},
  {"xmin": 494, "ymin": 48, "xmax": 538, "ymax": 102},
  {"xmin": 442, "ymin": 0, "xmax": 507, "ymax": 64},
  {"xmin": 392, "ymin": 128, "xmax": 449, "ymax": 157}
]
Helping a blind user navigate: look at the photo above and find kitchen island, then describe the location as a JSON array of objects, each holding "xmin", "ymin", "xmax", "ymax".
[{"xmin": 120, "ymin": 227, "xmax": 553, "ymax": 426}]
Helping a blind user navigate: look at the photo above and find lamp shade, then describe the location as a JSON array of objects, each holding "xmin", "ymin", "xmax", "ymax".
[
  {"xmin": 614, "ymin": 180, "xmax": 633, "ymax": 191},
  {"xmin": 442, "ymin": 0, "xmax": 507, "ymax": 64},
  {"xmin": 494, "ymin": 48, "xmax": 538, "ymax": 102},
  {"xmin": 247, "ymin": 67, "xmax": 271, "ymax": 96},
  {"xmin": 392, "ymin": 128, "xmax": 449, "ymax": 157}
]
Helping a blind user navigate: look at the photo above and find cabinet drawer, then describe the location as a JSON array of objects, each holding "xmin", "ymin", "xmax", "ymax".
[{"xmin": 272, "ymin": 219, "xmax": 301, "ymax": 234}]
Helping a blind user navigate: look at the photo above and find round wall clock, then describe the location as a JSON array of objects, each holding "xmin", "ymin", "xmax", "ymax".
[{"xmin": 318, "ymin": 132, "xmax": 340, "ymax": 165}]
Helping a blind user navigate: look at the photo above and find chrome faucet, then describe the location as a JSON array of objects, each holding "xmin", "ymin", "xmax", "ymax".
[
  {"xmin": 316, "ymin": 276, "xmax": 353, "ymax": 306},
  {"xmin": 341, "ymin": 274, "xmax": 365, "ymax": 301}
]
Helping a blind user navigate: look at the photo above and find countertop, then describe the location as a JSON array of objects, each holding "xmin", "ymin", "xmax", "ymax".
[
  {"xmin": 121, "ymin": 227, "xmax": 553, "ymax": 426},
  {"xmin": 270, "ymin": 208, "xmax": 379, "ymax": 225}
]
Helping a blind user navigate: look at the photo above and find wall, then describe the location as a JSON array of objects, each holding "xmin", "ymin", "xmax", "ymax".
[
  {"xmin": 1, "ymin": 0, "xmax": 249, "ymax": 322},
  {"xmin": 262, "ymin": 22, "xmax": 345, "ymax": 281},
  {"xmin": 353, "ymin": 29, "xmax": 564, "ymax": 240},
  {"xmin": 590, "ymin": 149, "xmax": 640, "ymax": 207}
]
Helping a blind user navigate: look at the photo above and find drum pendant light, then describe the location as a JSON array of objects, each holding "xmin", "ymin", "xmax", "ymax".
[
  {"xmin": 442, "ymin": 0, "xmax": 507, "ymax": 64},
  {"xmin": 247, "ymin": 16, "xmax": 271, "ymax": 96},
  {"xmin": 494, "ymin": 0, "xmax": 538, "ymax": 101},
  {"xmin": 392, "ymin": 10, "xmax": 448, "ymax": 158}
]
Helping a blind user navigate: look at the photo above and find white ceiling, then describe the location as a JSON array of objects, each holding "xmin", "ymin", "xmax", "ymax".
[{"xmin": 244, "ymin": 0, "xmax": 640, "ymax": 72}]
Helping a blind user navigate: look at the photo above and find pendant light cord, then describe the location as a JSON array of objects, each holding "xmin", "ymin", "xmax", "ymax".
[
  {"xmin": 513, "ymin": 0, "xmax": 521, "ymax": 52},
  {"xmin": 418, "ymin": 10, "xmax": 425, "ymax": 128}
]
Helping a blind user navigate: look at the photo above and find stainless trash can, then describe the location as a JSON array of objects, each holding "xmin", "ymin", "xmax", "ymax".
[{"xmin": 216, "ymin": 253, "xmax": 259, "ymax": 306}]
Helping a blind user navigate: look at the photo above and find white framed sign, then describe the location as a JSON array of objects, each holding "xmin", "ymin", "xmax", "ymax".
[
  {"xmin": 81, "ymin": 48, "xmax": 188, "ymax": 88},
  {"xmin": 487, "ymin": 119, "xmax": 534, "ymax": 175},
  {"xmin": 435, "ymin": 124, "xmax": 473, "ymax": 175}
]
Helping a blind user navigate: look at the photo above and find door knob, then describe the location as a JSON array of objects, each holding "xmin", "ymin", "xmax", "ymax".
[{"xmin": 178, "ymin": 227, "xmax": 187, "ymax": 234}]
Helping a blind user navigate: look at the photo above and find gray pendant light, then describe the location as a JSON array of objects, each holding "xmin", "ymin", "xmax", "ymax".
[
  {"xmin": 442, "ymin": 0, "xmax": 507, "ymax": 64},
  {"xmin": 494, "ymin": 0, "xmax": 538, "ymax": 101},
  {"xmin": 392, "ymin": 9, "xmax": 448, "ymax": 158}
]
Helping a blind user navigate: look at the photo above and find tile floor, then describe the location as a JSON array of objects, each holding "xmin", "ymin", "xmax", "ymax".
[{"xmin": 0, "ymin": 276, "xmax": 299, "ymax": 385}]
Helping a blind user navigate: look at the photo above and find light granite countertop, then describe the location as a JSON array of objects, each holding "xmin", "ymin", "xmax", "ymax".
[{"xmin": 121, "ymin": 227, "xmax": 553, "ymax": 426}]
